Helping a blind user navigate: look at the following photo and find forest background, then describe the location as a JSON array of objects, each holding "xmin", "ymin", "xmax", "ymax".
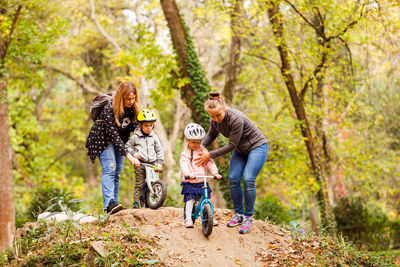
[{"xmin": 0, "ymin": 0, "xmax": 399, "ymax": 252}]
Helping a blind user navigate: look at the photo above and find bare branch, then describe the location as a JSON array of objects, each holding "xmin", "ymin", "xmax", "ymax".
[
  {"xmin": 284, "ymin": 0, "xmax": 319, "ymax": 33},
  {"xmin": 89, "ymin": 0, "xmax": 122, "ymax": 53},
  {"xmin": 300, "ymin": 50, "xmax": 328, "ymax": 100},
  {"xmin": 244, "ymin": 52, "xmax": 280, "ymax": 68},
  {"xmin": 337, "ymin": 36, "xmax": 354, "ymax": 74},
  {"xmin": 0, "ymin": 4, "xmax": 22, "ymax": 62},
  {"xmin": 47, "ymin": 65, "xmax": 103, "ymax": 94},
  {"xmin": 328, "ymin": 3, "xmax": 366, "ymax": 41},
  {"xmin": 338, "ymin": 85, "xmax": 365, "ymax": 121}
]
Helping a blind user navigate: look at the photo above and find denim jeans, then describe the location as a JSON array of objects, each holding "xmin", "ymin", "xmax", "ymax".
[
  {"xmin": 229, "ymin": 143, "xmax": 269, "ymax": 216},
  {"xmin": 99, "ymin": 143, "xmax": 125, "ymax": 210}
]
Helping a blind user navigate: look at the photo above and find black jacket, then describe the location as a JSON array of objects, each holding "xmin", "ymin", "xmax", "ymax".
[{"xmin": 86, "ymin": 102, "xmax": 137, "ymax": 163}]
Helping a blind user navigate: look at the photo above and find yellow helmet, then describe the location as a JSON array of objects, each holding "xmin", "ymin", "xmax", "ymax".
[{"xmin": 137, "ymin": 109, "xmax": 156, "ymax": 122}]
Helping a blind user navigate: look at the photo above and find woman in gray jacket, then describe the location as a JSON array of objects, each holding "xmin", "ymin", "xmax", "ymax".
[{"xmin": 196, "ymin": 92, "xmax": 268, "ymax": 234}]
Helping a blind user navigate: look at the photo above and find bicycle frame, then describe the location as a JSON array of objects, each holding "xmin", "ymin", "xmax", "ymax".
[
  {"xmin": 141, "ymin": 163, "xmax": 159, "ymax": 195},
  {"xmin": 190, "ymin": 176, "xmax": 215, "ymax": 221}
]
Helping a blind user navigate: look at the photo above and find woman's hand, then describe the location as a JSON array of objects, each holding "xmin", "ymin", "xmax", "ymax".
[
  {"xmin": 127, "ymin": 153, "xmax": 140, "ymax": 168},
  {"xmin": 195, "ymin": 150, "xmax": 211, "ymax": 166},
  {"xmin": 215, "ymin": 174, "xmax": 222, "ymax": 179}
]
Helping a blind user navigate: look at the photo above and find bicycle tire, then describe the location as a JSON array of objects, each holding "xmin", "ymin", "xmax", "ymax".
[
  {"xmin": 202, "ymin": 203, "xmax": 213, "ymax": 237},
  {"xmin": 146, "ymin": 180, "xmax": 167, "ymax": 209}
]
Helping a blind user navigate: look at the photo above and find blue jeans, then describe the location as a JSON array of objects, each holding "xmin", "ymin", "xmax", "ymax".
[
  {"xmin": 229, "ymin": 143, "xmax": 268, "ymax": 216},
  {"xmin": 99, "ymin": 143, "xmax": 125, "ymax": 210}
]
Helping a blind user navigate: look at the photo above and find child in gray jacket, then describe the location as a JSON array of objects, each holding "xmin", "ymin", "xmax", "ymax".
[{"xmin": 126, "ymin": 109, "xmax": 164, "ymax": 208}]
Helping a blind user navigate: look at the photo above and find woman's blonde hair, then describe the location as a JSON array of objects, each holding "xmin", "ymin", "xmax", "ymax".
[
  {"xmin": 113, "ymin": 81, "xmax": 140, "ymax": 127},
  {"xmin": 204, "ymin": 91, "xmax": 226, "ymax": 110}
]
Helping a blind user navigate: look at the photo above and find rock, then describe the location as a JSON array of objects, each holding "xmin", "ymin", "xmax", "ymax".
[
  {"xmin": 90, "ymin": 241, "xmax": 110, "ymax": 257},
  {"xmin": 37, "ymin": 211, "xmax": 98, "ymax": 224}
]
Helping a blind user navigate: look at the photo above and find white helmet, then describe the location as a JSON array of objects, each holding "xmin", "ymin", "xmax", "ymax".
[{"xmin": 184, "ymin": 123, "xmax": 205, "ymax": 140}]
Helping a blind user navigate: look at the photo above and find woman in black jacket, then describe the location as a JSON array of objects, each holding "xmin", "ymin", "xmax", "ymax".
[{"xmin": 86, "ymin": 81, "xmax": 140, "ymax": 214}]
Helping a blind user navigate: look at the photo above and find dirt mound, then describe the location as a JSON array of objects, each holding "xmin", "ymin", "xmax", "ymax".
[{"xmin": 109, "ymin": 207, "xmax": 316, "ymax": 266}]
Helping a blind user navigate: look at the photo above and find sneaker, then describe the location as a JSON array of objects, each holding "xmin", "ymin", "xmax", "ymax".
[
  {"xmin": 184, "ymin": 219, "xmax": 194, "ymax": 228},
  {"xmin": 107, "ymin": 200, "xmax": 123, "ymax": 214},
  {"xmin": 226, "ymin": 213, "xmax": 243, "ymax": 227},
  {"xmin": 213, "ymin": 218, "xmax": 219, "ymax": 226},
  {"xmin": 239, "ymin": 216, "xmax": 253, "ymax": 234},
  {"xmin": 132, "ymin": 201, "xmax": 140, "ymax": 209}
]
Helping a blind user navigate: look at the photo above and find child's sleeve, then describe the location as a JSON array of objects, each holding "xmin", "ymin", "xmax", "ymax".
[
  {"xmin": 154, "ymin": 134, "xmax": 164, "ymax": 164},
  {"xmin": 179, "ymin": 154, "xmax": 191, "ymax": 181},
  {"xmin": 125, "ymin": 136, "xmax": 136, "ymax": 155}
]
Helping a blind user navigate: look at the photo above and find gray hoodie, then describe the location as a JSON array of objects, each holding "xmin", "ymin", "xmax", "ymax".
[{"xmin": 126, "ymin": 128, "xmax": 164, "ymax": 164}]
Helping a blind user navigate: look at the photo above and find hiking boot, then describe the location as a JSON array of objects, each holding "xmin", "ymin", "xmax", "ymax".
[
  {"xmin": 132, "ymin": 201, "xmax": 140, "ymax": 209},
  {"xmin": 239, "ymin": 216, "xmax": 253, "ymax": 234},
  {"xmin": 107, "ymin": 200, "xmax": 123, "ymax": 214},
  {"xmin": 226, "ymin": 213, "xmax": 243, "ymax": 227},
  {"xmin": 184, "ymin": 219, "xmax": 194, "ymax": 228}
]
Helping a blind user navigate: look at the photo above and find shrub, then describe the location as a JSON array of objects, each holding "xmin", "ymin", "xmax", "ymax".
[
  {"xmin": 254, "ymin": 193, "xmax": 291, "ymax": 224},
  {"xmin": 26, "ymin": 187, "xmax": 76, "ymax": 221},
  {"xmin": 334, "ymin": 197, "xmax": 392, "ymax": 250}
]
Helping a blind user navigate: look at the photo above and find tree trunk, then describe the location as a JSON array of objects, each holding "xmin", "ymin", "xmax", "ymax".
[
  {"xmin": 267, "ymin": 1, "xmax": 336, "ymax": 233},
  {"xmin": 0, "ymin": 4, "xmax": 22, "ymax": 250},
  {"xmin": 160, "ymin": 0, "xmax": 210, "ymax": 127},
  {"xmin": 0, "ymin": 80, "xmax": 15, "ymax": 250},
  {"xmin": 222, "ymin": 0, "xmax": 243, "ymax": 105}
]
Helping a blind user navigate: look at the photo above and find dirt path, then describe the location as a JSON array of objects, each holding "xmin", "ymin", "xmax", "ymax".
[{"xmin": 109, "ymin": 207, "xmax": 316, "ymax": 266}]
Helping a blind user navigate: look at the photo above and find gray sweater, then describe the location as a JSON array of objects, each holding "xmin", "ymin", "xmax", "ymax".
[
  {"xmin": 202, "ymin": 108, "xmax": 267, "ymax": 158},
  {"xmin": 126, "ymin": 128, "xmax": 164, "ymax": 164}
]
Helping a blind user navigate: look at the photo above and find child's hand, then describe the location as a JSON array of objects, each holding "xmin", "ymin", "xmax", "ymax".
[
  {"xmin": 133, "ymin": 158, "xmax": 140, "ymax": 168},
  {"xmin": 133, "ymin": 153, "xmax": 140, "ymax": 159},
  {"xmin": 155, "ymin": 163, "xmax": 163, "ymax": 172},
  {"xmin": 215, "ymin": 174, "xmax": 222, "ymax": 179}
]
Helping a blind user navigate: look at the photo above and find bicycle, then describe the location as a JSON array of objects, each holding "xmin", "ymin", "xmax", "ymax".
[
  {"xmin": 183, "ymin": 175, "xmax": 222, "ymax": 237},
  {"xmin": 138, "ymin": 163, "xmax": 167, "ymax": 209}
]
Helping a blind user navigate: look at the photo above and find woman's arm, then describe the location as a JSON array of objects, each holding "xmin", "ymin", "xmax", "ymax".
[{"xmin": 201, "ymin": 121, "xmax": 219, "ymax": 148}]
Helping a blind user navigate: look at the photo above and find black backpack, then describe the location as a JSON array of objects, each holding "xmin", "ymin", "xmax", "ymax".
[{"xmin": 89, "ymin": 92, "xmax": 113, "ymax": 122}]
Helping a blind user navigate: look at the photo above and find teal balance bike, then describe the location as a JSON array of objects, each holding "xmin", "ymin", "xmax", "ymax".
[{"xmin": 184, "ymin": 175, "xmax": 222, "ymax": 237}]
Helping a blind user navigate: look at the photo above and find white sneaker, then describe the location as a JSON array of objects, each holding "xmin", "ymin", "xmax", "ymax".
[
  {"xmin": 184, "ymin": 219, "xmax": 194, "ymax": 228},
  {"xmin": 213, "ymin": 218, "xmax": 219, "ymax": 226}
]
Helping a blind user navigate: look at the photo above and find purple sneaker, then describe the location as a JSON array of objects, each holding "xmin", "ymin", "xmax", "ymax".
[
  {"xmin": 226, "ymin": 213, "xmax": 243, "ymax": 227},
  {"xmin": 239, "ymin": 216, "xmax": 253, "ymax": 234}
]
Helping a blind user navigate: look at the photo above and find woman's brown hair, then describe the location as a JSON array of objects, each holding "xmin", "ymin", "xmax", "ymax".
[
  {"xmin": 204, "ymin": 91, "xmax": 225, "ymax": 110},
  {"xmin": 113, "ymin": 81, "xmax": 140, "ymax": 127}
]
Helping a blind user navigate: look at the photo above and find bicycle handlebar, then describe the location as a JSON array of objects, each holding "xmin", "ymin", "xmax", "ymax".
[{"xmin": 141, "ymin": 163, "xmax": 162, "ymax": 172}]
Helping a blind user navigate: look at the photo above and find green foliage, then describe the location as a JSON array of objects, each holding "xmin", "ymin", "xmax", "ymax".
[
  {"xmin": 254, "ymin": 193, "xmax": 292, "ymax": 224},
  {"xmin": 26, "ymin": 187, "xmax": 76, "ymax": 222},
  {"xmin": 334, "ymin": 197, "xmax": 398, "ymax": 250},
  {"xmin": 182, "ymin": 20, "xmax": 211, "ymax": 130},
  {"xmin": 1, "ymin": 220, "xmax": 159, "ymax": 266}
]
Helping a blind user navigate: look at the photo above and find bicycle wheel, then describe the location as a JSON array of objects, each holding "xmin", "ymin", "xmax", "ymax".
[
  {"xmin": 146, "ymin": 180, "xmax": 167, "ymax": 209},
  {"xmin": 201, "ymin": 203, "xmax": 213, "ymax": 237}
]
